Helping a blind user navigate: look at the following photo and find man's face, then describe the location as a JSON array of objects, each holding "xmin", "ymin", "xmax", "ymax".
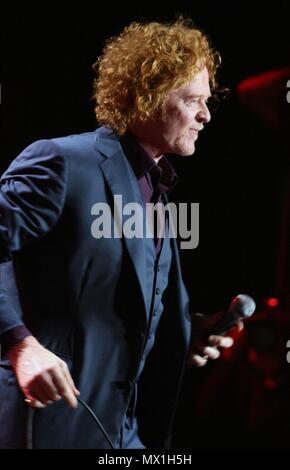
[{"xmin": 158, "ymin": 67, "xmax": 212, "ymax": 156}]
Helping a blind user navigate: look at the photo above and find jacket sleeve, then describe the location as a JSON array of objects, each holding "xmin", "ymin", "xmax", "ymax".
[{"xmin": 0, "ymin": 139, "xmax": 68, "ymax": 337}]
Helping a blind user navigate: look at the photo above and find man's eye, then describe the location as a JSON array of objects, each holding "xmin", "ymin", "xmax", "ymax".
[{"xmin": 185, "ymin": 99, "xmax": 198, "ymax": 105}]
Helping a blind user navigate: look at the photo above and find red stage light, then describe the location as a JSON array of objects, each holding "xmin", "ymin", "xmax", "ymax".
[{"xmin": 266, "ymin": 297, "xmax": 279, "ymax": 308}]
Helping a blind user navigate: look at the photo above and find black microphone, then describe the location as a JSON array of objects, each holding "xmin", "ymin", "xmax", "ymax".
[{"xmin": 210, "ymin": 294, "xmax": 256, "ymax": 336}]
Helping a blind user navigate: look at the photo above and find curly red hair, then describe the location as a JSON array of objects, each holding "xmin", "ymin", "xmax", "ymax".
[{"xmin": 93, "ymin": 18, "xmax": 220, "ymax": 135}]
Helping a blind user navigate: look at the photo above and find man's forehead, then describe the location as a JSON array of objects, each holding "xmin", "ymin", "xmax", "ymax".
[
  {"xmin": 164, "ymin": 68, "xmax": 211, "ymax": 104},
  {"xmin": 180, "ymin": 69, "xmax": 211, "ymax": 95}
]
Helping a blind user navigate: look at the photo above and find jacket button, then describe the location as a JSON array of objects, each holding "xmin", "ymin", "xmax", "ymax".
[
  {"xmin": 156, "ymin": 288, "xmax": 160, "ymax": 295},
  {"xmin": 157, "ymin": 265, "xmax": 161, "ymax": 272}
]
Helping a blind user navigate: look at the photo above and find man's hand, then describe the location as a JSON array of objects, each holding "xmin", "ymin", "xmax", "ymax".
[
  {"xmin": 7, "ymin": 336, "xmax": 80, "ymax": 408},
  {"xmin": 188, "ymin": 311, "xmax": 243, "ymax": 367}
]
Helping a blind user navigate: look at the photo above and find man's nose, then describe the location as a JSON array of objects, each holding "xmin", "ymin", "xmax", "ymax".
[{"xmin": 196, "ymin": 102, "xmax": 211, "ymax": 124}]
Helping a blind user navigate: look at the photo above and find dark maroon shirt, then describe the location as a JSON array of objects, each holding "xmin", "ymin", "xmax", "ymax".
[{"xmin": 120, "ymin": 131, "xmax": 178, "ymax": 252}]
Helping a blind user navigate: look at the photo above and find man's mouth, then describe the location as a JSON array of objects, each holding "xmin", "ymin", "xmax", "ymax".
[{"xmin": 189, "ymin": 129, "xmax": 199, "ymax": 137}]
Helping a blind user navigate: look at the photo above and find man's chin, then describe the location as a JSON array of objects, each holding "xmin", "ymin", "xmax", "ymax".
[
  {"xmin": 170, "ymin": 141, "xmax": 196, "ymax": 156},
  {"xmin": 179, "ymin": 145, "xmax": 196, "ymax": 156}
]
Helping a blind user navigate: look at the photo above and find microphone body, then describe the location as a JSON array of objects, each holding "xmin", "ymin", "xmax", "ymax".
[{"xmin": 210, "ymin": 294, "xmax": 256, "ymax": 336}]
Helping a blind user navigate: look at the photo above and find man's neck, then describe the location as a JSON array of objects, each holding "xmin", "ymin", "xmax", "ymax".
[
  {"xmin": 137, "ymin": 140, "xmax": 164, "ymax": 163},
  {"xmin": 128, "ymin": 125, "xmax": 164, "ymax": 163}
]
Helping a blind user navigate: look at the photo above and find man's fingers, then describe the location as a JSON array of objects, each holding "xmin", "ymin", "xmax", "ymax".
[
  {"xmin": 192, "ymin": 339, "xmax": 220, "ymax": 360},
  {"xmin": 39, "ymin": 371, "xmax": 62, "ymax": 401},
  {"xmin": 208, "ymin": 335, "xmax": 233, "ymax": 348},
  {"xmin": 51, "ymin": 367, "xmax": 78, "ymax": 408},
  {"xmin": 60, "ymin": 361, "xmax": 80, "ymax": 396},
  {"xmin": 25, "ymin": 366, "xmax": 75, "ymax": 407},
  {"xmin": 26, "ymin": 370, "xmax": 63, "ymax": 406},
  {"xmin": 25, "ymin": 380, "xmax": 52, "ymax": 406},
  {"xmin": 25, "ymin": 398, "xmax": 46, "ymax": 408},
  {"xmin": 29, "ymin": 381, "xmax": 53, "ymax": 405},
  {"xmin": 189, "ymin": 334, "xmax": 234, "ymax": 368},
  {"xmin": 237, "ymin": 320, "xmax": 244, "ymax": 332},
  {"xmin": 24, "ymin": 361, "xmax": 78, "ymax": 408},
  {"xmin": 188, "ymin": 354, "xmax": 208, "ymax": 367}
]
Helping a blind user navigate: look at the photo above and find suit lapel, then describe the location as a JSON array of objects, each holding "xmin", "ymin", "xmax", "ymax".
[{"xmin": 98, "ymin": 129, "xmax": 150, "ymax": 316}]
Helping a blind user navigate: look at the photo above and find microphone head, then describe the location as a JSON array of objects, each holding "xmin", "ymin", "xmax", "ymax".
[
  {"xmin": 209, "ymin": 294, "xmax": 256, "ymax": 336},
  {"xmin": 230, "ymin": 294, "xmax": 256, "ymax": 319}
]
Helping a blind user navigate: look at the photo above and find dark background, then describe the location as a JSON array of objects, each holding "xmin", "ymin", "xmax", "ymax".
[
  {"xmin": 1, "ymin": 1, "xmax": 289, "ymax": 312},
  {"xmin": 1, "ymin": 0, "xmax": 290, "ymax": 448}
]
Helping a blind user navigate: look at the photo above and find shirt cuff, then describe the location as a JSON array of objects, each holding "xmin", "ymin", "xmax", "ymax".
[{"xmin": 0, "ymin": 326, "xmax": 32, "ymax": 355}]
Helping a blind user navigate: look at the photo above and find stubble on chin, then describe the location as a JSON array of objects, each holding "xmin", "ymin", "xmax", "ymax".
[{"xmin": 174, "ymin": 138, "xmax": 196, "ymax": 156}]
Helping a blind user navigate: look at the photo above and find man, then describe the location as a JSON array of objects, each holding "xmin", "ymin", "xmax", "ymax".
[{"xmin": 0, "ymin": 19, "xmax": 234, "ymax": 449}]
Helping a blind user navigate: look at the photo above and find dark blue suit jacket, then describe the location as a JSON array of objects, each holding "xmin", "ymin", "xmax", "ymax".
[{"xmin": 0, "ymin": 126, "xmax": 191, "ymax": 448}]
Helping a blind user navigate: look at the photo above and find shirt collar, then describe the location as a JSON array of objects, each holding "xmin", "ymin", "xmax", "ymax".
[{"xmin": 120, "ymin": 131, "xmax": 179, "ymax": 194}]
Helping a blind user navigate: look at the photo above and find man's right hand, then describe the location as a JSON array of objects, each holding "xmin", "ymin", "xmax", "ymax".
[{"xmin": 7, "ymin": 336, "xmax": 80, "ymax": 409}]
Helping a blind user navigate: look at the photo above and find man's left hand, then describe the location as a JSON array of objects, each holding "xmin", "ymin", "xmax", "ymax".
[{"xmin": 188, "ymin": 311, "xmax": 243, "ymax": 367}]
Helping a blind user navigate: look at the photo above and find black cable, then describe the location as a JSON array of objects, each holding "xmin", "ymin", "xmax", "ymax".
[
  {"xmin": 76, "ymin": 397, "xmax": 115, "ymax": 449},
  {"xmin": 26, "ymin": 397, "xmax": 115, "ymax": 449},
  {"xmin": 26, "ymin": 407, "xmax": 35, "ymax": 449}
]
